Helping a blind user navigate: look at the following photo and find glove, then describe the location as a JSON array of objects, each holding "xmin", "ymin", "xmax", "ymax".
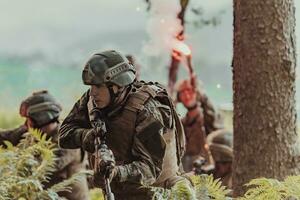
[
  {"xmin": 82, "ymin": 129, "xmax": 98, "ymax": 153},
  {"xmin": 93, "ymin": 147, "xmax": 118, "ymax": 187},
  {"xmin": 93, "ymin": 166, "xmax": 118, "ymax": 188},
  {"xmin": 97, "ymin": 147, "xmax": 116, "ymax": 179}
]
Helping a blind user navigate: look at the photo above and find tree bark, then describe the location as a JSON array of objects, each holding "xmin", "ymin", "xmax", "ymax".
[{"xmin": 233, "ymin": 0, "xmax": 300, "ymax": 196}]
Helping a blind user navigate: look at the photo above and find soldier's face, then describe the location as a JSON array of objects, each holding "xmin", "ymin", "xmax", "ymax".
[
  {"xmin": 89, "ymin": 85, "xmax": 111, "ymax": 108},
  {"xmin": 178, "ymin": 88, "xmax": 197, "ymax": 108}
]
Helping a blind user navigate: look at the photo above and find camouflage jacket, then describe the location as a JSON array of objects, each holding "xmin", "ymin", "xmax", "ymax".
[
  {"xmin": 59, "ymin": 81, "xmax": 186, "ymax": 199},
  {"xmin": 0, "ymin": 125, "xmax": 89, "ymax": 200}
]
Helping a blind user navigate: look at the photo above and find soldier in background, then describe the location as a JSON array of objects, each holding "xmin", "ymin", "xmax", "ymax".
[
  {"xmin": 0, "ymin": 90, "xmax": 89, "ymax": 200},
  {"xmin": 59, "ymin": 50, "xmax": 189, "ymax": 200},
  {"xmin": 176, "ymin": 76, "xmax": 223, "ymax": 172},
  {"xmin": 207, "ymin": 129, "xmax": 233, "ymax": 189}
]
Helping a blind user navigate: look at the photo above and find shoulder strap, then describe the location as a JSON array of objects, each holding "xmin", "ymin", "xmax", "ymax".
[{"xmin": 124, "ymin": 88, "xmax": 150, "ymax": 113}]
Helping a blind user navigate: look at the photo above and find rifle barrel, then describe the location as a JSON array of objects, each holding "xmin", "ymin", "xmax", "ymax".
[{"xmin": 105, "ymin": 178, "xmax": 115, "ymax": 200}]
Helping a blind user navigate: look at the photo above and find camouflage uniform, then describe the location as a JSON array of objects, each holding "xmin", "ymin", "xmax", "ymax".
[
  {"xmin": 177, "ymin": 79, "xmax": 223, "ymax": 172},
  {"xmin": 59, "ymin": 50, "xmax": 187, "ymax": 200},
  {"xmin": 0, "ymin": 91, "xmax": 89, "ymax": 200}
]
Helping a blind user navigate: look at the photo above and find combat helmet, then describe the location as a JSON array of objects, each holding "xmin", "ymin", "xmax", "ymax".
[
  {"xmin": 82, "ymin": 50, "xmax": 136, "ymax": 87},
  {"xmin": 20, "ymin": 90, "xmax": 62, "ymax": 128},
  {"xmin": 207, "ymin": 129, "xmax": 233, "ymax": 162}
]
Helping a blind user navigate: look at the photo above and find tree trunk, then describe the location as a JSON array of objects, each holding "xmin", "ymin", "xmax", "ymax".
[{"xmin": 232, "ymin": 0, "xmax": 300, "ymax": 196}]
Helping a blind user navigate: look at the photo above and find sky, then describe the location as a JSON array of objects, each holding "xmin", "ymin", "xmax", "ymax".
[
  {"xmin": 0, "ymin": 0, "xmax": 233, "ymax": 69},
  {"xmin": 0, "ymin": 0, "xmax": 299, "ymax": 111}
]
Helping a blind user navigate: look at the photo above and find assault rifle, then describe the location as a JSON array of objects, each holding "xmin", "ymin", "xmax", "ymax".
[{"xmin": 90, "ymin": 109, "xmax": 115, "ymax": 200}]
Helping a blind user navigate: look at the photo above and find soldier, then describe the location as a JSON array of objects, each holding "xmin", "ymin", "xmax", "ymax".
[
  {"xmin": 207, "ymin": 129, "xmax": 233, "ymax": 189},
  {"xmin": 176, "ymin": 77, "xmax": 223, "ymax": 172},
  {"xmin": 0, "ymin": 90, "xmax": 89, "ymax": 200},
  {"xmin": 58, "ymin": 50, "xmax": 188, "ymax": 200}
]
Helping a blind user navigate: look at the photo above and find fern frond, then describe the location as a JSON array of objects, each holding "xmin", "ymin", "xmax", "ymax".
[
  {"xmin": 17, "ymin": 178, "xmax": 44, "ymax": 191},
  {"xmin": 283, "ymin": 175, "xmax": 300, "ymax": 198},
  {"xmin": 89, "ymin": 188, "xmax": 105, "ymax": 200},
  {"xmin": 192, "ymin": 175, "xmax": 231, "ymax": 200},
  {"xmin": 239, "ymin": 177, "xmax": 287, "ymax": 200},
  {"xmin": 3, "ymin": 140, "xmax": 14, "ymax": 150},
  {"xmin": 0, "ymin": 128, "xmax": 83, "ymax": 199},
  {"xmin": 0, "ymin": 185, "xmax": 9, "ymax": 200},
  {"xmin": 30, "ymin": 145, "xmax": 57, "ymax": 183},
  {"xmin": 170, "ymin": 180, "xmax": 197, "ymax": 200}
]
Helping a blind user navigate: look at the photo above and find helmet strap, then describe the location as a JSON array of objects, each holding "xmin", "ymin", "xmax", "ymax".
[{"xmin": 107, "ymin": 85, "xmax": 117, "ymax": 106}]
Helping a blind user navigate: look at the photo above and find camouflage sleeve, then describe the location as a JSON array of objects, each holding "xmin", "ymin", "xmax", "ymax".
[
  {"xmin": 199, "ymin": 92, "xmax": 224, "ymax": 134},
  {"xmin": 0, "ymin": 125, "xmax": 27, "ymax": 147},
  {"xmin": 116, "ymin": 98, "xmax": 169, "ymax": 186},
  {"xmin": 55, "ymin": 148, "xmax": 82, "ymax": 171},
  {"xmin": 58, "ymin": 91, "xmax": 92, "ymax": 149}
]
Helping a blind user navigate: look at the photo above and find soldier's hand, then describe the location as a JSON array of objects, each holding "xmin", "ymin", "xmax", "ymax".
[
  {"xmin": 93, "ymin": 166, "xmax": 118, "ymax": 188},
  {"xmin": 82, "ymin": 129, "xmax": 97, "ymax": 153},
  {"xmin": 94, "ymin": 149, "xmax": 118, "ymax": 188},
  {"xmin": 98, "ymin": 148, "xmax": 116, "ymax": 176}
]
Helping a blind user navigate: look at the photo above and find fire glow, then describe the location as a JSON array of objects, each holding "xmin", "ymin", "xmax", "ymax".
[{"xmin": 173, "ymin": 40, "xmax": 192, "ymax": 56}]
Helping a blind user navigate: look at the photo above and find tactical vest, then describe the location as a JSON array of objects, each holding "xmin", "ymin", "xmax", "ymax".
[{"xmin": 87, "ymin": 81, "xmax": 186, "ymax": 188}]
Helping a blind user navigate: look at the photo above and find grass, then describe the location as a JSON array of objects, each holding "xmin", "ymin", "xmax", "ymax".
[{"xmin": 0, "ymin": 111, "xmax": 24, "ymax": 129}]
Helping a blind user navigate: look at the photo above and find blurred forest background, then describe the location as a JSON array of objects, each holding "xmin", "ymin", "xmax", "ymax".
[{"xmin": 0, "ymin": 0, "xmax": 299, "ymax": 124}]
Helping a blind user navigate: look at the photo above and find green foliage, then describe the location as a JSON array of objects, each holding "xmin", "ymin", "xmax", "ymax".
[
  {"xmin": 89, "ymin": 188, "xmax": 105, "ymax": 200},
  {"xmin": 238, "ymin": 176, "xmax": 300, "ymax": 200},
  {"xmin": 0, "ymin": 112, "xmax": 23, "ymax": 129},
  {"xmin": 152, "ymin": 180, "xmax": 197, "ymax": 200},
  {"xmin": 151, "ymin": 175, "xmax": 300, "ymax": 200},
  {"xmin": 0, "ymin": 128, "xmax": 87, "ymax": 200},
  {"xmin": 191, "ymin": 175, "xmax": 231, "ymax": 200},
  {"xmin": 152, "ymin": 175, "xmax": 230, "ymax": 200}
]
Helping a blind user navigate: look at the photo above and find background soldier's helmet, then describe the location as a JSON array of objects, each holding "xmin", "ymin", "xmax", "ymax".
[
  {"xmin": 20, "ymin": 90, "xmax": 62, "ymax": 127},
  {"xmin": 82, "ymin": 50, "xmax": 136, "ymax": 87},
  {"xmin": 207, "ymin": 129, "xmax": 233, "ymax": 162}
]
